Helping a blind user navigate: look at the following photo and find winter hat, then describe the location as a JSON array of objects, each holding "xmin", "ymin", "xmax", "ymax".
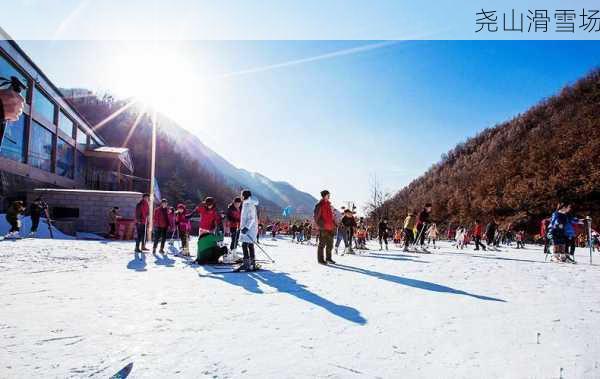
[
  {"xmin": 234, "ymin": 197, "xmax": 242, "ymax": 203},
  {"xmin": 204, "ymin": 197, "xmax": 215, "ymax": 206},
  {"xmin": 320, "ymin": 190, "xmax": 330, "ymax": 198},
  {"xmin": 177, "ymin": 203, "xmax": 185, "ymax": 209},
  {"xmin": 160, "ymin": 198, "xmax": 168, "ymax": 204},
  {"xmin": 241, "ymin": 190, "xmax": 252, "ymax": 200}
]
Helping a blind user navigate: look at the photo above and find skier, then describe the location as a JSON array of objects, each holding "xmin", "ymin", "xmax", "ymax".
[
  {"xmin": 175, "ymin": 203, "xmax": 192, "ymax": 256},
  {"xmin": 314, "ymin": 190, "xmax": 336, "ymax": 264},
  {"xmin": 415, "ymin": 203, "xmax": 432, "ymax": 250},
  {"xmin": 402, "ymin": 211, "xmax": 416, "ymax": 252},
  {"xmin": 152, "ymin": 199, "xmax": 170, "ymax": 254},
  {"xmin": 237, "ymin": 189, "xmax": 260, "ymax": 271},
  {"xmin": 472, "ymin": 219, "xmax": 486, "ymax": 251},
  {"xmin": 549, "ymin": 202, "xmax": 571, "ymax": 263},
  {"xmin": 108, "ymin": 206, "xmax": 120, "ymax": 238},
  {"xmin": 455, "ymin": 226, "xmax": 466, "ymax": 249},
  {"xmin": 515, "ymin": 230, "xmax": 525, "ymax": 249},
  {"xmin": 378, "ymin": 218, "xmax": 390, "ymax": 251},
  {"xmin": 427, "ymin": 223, "xmax": 439, "ymax": 249},
  {"xmin": 134, "ymin": 193, "xmax": 150, "ymax": 253},
  {"xmin": 565, "ymin": 211, "xmax": 584, "ymax": 263},
  {"xmin": 4, "ymin": 200, "xmax": 25, "ymax": 239},
  {"xmin": 195, "ymin": 197, "xmax": 221, "ymax": 235},
  {"xmin": 336, "ymin": 209, "xmax": 356, "ymax": 254},
  {"xmin": 226, "ymin": 197, "xmax": 242, "ymax": 252},
  {"xmin": 485, "ymin": 218, "xmax": 498, "ymax": 250},
  {"xmin": 28, "ymin": 198, "xmax": 45, "ymax": 237}
]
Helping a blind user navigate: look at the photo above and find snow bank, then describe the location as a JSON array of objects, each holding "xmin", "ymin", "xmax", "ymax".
[{"xmin": 0, "ymin": 213, "xmax": 74, "ymax": 239}]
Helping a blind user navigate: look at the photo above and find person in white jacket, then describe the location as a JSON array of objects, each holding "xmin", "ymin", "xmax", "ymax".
[{"xmin": 239, "ymin": 189, "xmax": 260, "ymax": 271}]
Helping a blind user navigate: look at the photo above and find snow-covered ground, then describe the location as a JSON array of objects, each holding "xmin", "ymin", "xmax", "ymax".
[{"xmin": 1, "ymin": 236, "xmax": 599, "ymax": 378}]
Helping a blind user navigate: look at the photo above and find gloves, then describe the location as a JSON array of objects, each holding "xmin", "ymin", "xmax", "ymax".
[{"xmin": 241, "ymin": 227, "xmax": 248, "ymax": 234}]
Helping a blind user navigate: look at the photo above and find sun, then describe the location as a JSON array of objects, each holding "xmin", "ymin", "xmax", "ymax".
[{"xmin": 103, "ymin": 44, "xmax": 201, "ymax": 122}]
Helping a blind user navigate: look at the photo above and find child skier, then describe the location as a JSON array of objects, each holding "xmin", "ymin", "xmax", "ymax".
[
  {"xmin": 175, "ymin": 204, "xmax": 192, "ymax": 256},
  {"xmin": 427, "ymin": 223, "xmax": 439, "ymax": 249}
]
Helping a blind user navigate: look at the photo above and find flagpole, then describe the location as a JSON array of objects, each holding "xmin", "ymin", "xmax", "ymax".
[{"xmin": 148, "ymin": 109, "xmax": 157, "ymax": 237}]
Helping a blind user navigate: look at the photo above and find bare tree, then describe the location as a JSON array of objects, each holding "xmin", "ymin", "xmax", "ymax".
[{"xmin": 365, "ymin": 174, "xmax": 391, "ymax": 221}]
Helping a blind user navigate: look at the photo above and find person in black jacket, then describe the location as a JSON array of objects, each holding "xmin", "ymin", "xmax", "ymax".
[
  {"xmin": 28, "ymin": 198, "xmax": 46, "ymax": 236},
  {"xmin": 415, "ymin": 203, "xmax": 432, "ymax": 248},
  {"xmin": 378, "ymin": 218, "xmax": 390, "ymax": 250}
]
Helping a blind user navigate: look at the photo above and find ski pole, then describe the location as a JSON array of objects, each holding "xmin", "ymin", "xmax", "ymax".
[{"xmin": 245, "ymin": 233, "xmax": 275, "ymax": 263}]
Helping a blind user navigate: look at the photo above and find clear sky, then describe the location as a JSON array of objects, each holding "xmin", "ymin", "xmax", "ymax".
[{"xmin": 15, "ymin": 40, "xmax": 600, "ymax": 208}]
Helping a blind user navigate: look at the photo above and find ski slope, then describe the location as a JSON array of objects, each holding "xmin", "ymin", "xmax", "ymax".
[{"xmin": 1, "ymin": 237, "xmax": 599, "ymax": 378}]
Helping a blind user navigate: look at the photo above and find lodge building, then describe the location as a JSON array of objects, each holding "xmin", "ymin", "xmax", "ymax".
[{"xmin": 0, "ymin": 28, "xmax": 144, "ymax": 234}]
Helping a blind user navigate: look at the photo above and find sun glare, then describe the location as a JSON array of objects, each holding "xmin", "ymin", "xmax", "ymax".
[{"xmin": 104, "ymin": 46, "xmax": 201, "ymax": 123}]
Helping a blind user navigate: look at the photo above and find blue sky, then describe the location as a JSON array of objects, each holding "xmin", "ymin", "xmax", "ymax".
[{"xmin": 16, "ymin": 40, "xmax": 600, "ymax": 208}]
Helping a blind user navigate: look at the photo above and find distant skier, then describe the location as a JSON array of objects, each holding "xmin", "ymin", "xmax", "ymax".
[
  {"xmin": 175, "ymin": 203, "xmax": 193, "ymax": 256},
  {"xmin": 28, "ymin": 198, "xmax": 45, "ymax": 237},
  {"xmin": 238, "ymin": 190, "xmax": 260, "ymax": 271},
  {"xmin": 108, "ymin": 206, "xmax": 120, "ymax": 238},
  {"xmin": 378, "ymin": 218, "xmax": 390, "ymax": 251},
  {"xmin": 415, "ymin": 203, "xmax": 432, "ymax": 249},
  {"xmin": 226, "ymin": 197, "xmax": 242, "ymax": 252},
  {"xmin": 152, "ymin": 199, "xmax": 170, "ymax": 254},
  {"xmin": 549, "ymin": 202, "xmax": 571, "ymax": 263},
  {"xmin": 134, "ymin": 193, "xmax": 150, "ymax": 253},
  {"xmin": 4, "ymin": 200, "xmax": 25, "ymax": 239},
  {"xmin": 336, "ymin": 209, "xmax": 356, "ymax": 254},
  {"xmin": 515, "ymin": 230, "xmax": 525, "ymax": 249},
  {"xmin": 565, "ymin": 210, "xmax": 584, "ymax": 263},
  {"xmin": 427, "ymin": 223, "xmax": 439, "ymax": 249},
  {"xmin": 403, "ymin": 211, "xmax": 416, "ymax": 252},
  {"xmin": 485, "ymin": 219, "xmax": 498, "ymax": 250},
  {"xmin": 455, "ymin": 226, "xmax": 466, "ymax": 249},
  {"xmin": 314, "ymin": 190, "xmax": 336, "ymax": 264},
  {"xmin": 472, "ymin": 219, "xmax": 486, "ymax": 251}
]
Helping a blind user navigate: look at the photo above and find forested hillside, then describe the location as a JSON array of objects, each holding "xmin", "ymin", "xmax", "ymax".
[{"xmin": 377, "ymin": 68, "xmax": 600, "ymax": 232}]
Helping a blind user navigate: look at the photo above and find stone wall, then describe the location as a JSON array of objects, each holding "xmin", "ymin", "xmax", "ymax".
[{"xmin": 27, "ymin": 188, "xmax": 142, "ymax": 234}]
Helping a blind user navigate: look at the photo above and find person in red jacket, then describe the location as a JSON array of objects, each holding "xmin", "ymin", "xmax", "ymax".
[
  {"xmin": 226, "ymin": 197, "xmax": 242, "ymax": 251},
  {"xmin": 195, "ymin": 197, "xmax": 221, "ymax": 235},
  {"xmin": 134, "ymin": 193, "xmax": 150, "ymax": 252},
  {"xmin": 473, "ymin": 219, "xmax": 486, "ymax": 251},
  {"xmin": 314, "ymin": 190, "xmax": 336, "ymax": 264},
  {"xmin": 175, "ymin": 203, "xmax": 193, "ymax": 256},
  {"xmin": 153, "ymin": 198, "xmax": 170, "ymax": 254}
]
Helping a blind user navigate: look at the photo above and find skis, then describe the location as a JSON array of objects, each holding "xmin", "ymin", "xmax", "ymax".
[{"xmin": 110, "ymin": 362, "xmax": 133, "ymax": 379}]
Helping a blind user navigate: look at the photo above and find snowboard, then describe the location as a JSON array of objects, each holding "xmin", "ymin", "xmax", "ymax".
[{"xmin": 110, "ymin": 362, "xmax": 133, "ymax": 379}]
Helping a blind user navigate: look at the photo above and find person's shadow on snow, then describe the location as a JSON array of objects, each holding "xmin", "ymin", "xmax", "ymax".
[
  {"xmin": 328, "ymin": 263, "xmax": 506, "ymax": 302},
  {"xmin": 199, "ymin": 267, "xmax": 367, "ymax": 325},
  {"xmin": 153, "ymin": 252, "xmax": 175, "ymax": 267},
  {"xmin": 127, "ymin": 252, "xmax": 147, "ymax": 272}
]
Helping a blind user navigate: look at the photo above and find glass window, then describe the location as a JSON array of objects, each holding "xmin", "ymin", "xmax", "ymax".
[
  {"xmin": 89, "ymin": 137, "xmax": 100, "ymax": 148},
  {"xmin": 58, "ymin": 111, "xmax": 74, "ymax": 137},
  {"xmin": 0, "ymin": 53, "xmax": 27, "ymax": 97},
  {"xmin": 56, "ymin": 138, "xmax": 74, "ymax": 178},
  {"xmin": 76, "ymin": 151, "xmax": 87, "ymax": 180},
  {"xmin": 28, "ymin": 121, "xmax": 53, "ymax": 172},
  {"xmin": 0, "ymin": 115, "xmax": 26, "ymax": 162},
  {"xmin": 33, "ymin": 87, "xmax": 55, "ymax": 123},
  {"xmin": 76, "ymin": 128, "xmax": 87, "ymax": 149}
]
